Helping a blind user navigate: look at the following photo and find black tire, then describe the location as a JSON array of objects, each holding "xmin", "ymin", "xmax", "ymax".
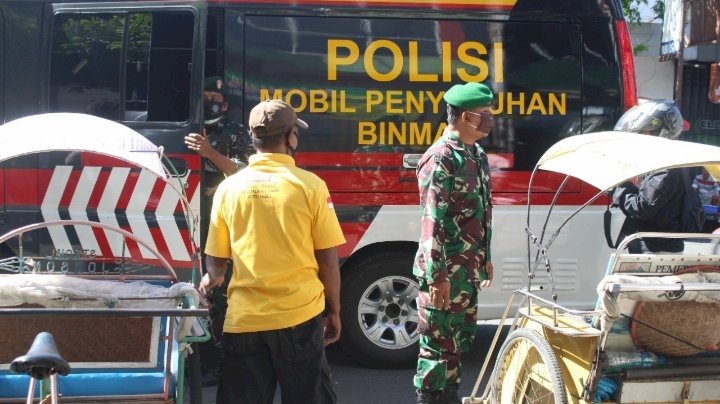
[
  {"xmin": 185, "ymin": 343, "xmax": 203, "ymax": 404},
  {"xmin": 490, "ymin": 328, "xmax": 567, "ymax": 404},
  {"xmin": 339, "ymin": 251, "xmax": 419, "ymax": 368}
]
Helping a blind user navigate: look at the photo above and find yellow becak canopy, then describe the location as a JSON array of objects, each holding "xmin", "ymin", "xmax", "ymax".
[{"xmin": 536, "ymin": 131, "xmax": 720, "ymax": 191}]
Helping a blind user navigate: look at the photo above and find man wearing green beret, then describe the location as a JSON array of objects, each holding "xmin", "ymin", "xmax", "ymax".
[{"xmin": 412, "ymin": 82, "xmax": 495, "ymax": 404}]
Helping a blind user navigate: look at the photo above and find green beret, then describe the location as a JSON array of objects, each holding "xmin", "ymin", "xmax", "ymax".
[
  {"xmin": 443, "ymin": 82, "xmax": 493, "ymax": 109},
  {"xmin": 204, "ymin": 76, "xmax": 224, "ymax": 93}
]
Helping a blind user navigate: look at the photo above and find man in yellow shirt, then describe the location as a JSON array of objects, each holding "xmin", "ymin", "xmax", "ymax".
[{"xmin": 200, "ymin": 99, "xmax": 345, "ymax": 404}]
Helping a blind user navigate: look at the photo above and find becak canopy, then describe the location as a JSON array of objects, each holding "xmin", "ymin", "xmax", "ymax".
[
  {"xmin": 0, "ymin": 113, "xmax": 165, "ymax": 178},
  {"xmin": 536, "ymin": 131, "xmax": 720, "ymax": 191}
]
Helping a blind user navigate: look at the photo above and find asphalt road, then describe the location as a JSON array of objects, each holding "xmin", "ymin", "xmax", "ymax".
[{"xmin": 190, "ymin": 322, "xmax": 509, "ymax": 404}]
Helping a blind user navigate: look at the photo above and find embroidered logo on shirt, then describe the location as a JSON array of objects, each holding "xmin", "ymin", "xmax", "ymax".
[
  {"xmin": 239, "ymin": 172, "xmax": 275, "ymax": 183},
  {"xmin": 327, "ymin": 197, "xmax": 335, "ymax": 209}
]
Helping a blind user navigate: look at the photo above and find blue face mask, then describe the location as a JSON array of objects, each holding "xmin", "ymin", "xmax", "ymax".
[{"xmin": 204, "ymin": 100, "xmax": 225, "ymax": 125}]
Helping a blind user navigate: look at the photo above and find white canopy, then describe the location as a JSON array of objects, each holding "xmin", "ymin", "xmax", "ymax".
[
  {"xmin": 536, "ymin": 131, "xmax": 720, "ymax": 191},
  {"xmin": 0, "ymin": 113, "xmax": 165, "ymax": 178}
]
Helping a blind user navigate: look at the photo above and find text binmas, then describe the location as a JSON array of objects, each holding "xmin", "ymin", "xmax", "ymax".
[
  {"xmin": 328, "ymin": 39, "xmax": 504, "ymax": 83},
  {"xmin": 358, "ymin": 122, "xmax": 447, "ymax": 146}
]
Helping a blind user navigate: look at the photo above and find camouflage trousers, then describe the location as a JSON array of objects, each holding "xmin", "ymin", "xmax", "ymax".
[{"xmin": 413, "ymin": 274, "xmax": 479, "ymax": 391}]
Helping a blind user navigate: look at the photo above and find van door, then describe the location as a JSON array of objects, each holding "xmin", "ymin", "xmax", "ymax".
[{"xmin": 7, "ymin": 2, "xmax": 208, "ymax": 270}]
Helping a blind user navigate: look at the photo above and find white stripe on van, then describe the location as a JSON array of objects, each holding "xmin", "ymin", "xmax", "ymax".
[
  {"xmin": 157, "ymin": 177, "xmax": 190, "ymax": 261},
  {"xmin": 126, "ymin": 169, "xmax": 158, "ymax": 258},
  {"xmin": 40, "ymin": 165, "xmax": 198, "ymax": 263},
  {"xmin": 98, "ymin": 167, "xmax": 131, "ymax": 257},
  {"xmin": 41, "ymin": 165, "xmax": 73, "ymax": 252},
  {"xmin": 69, "ymin": 167, "xmax": 102, "ymax": 254}
]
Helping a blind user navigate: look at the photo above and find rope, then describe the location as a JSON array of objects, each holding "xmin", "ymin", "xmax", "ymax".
[{"xmin": 622, "ymin": 313, "xmax": 707, "ymax": 352}]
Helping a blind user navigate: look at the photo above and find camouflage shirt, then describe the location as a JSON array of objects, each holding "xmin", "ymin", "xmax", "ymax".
[
  {"xmin": 201, "ymin": 121, "xmax": 254, "ymax": 198},
  {"xmin": 413, "ymin": 129, "xmax": 493, "ymax": 285},
  {"xmin": 204, "ymin": 120, "xmax": 254, "ymax": 175}
]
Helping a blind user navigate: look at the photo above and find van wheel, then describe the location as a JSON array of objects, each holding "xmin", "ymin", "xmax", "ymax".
[{"xmin": 339, "ymin": 251, "xmax": 419, "ymax": 368}]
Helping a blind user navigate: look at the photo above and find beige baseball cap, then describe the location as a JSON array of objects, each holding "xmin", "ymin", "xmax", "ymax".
[{"xmin": 249, "ymin": 100, "xmax": 308, "ymax": 137}]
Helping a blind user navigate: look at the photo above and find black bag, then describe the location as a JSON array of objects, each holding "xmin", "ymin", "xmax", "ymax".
[{"xmin": 680, "ymin": 168, "xmax": 705, "ymax": 233}]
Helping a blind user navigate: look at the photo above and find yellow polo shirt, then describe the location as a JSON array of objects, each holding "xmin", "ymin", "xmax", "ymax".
[{"xmin": 205, "ymin": 153, "xmax": 345, "ymax": 332}]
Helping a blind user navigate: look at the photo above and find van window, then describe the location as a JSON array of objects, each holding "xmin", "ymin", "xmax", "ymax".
[{"xmin": 49, "ymin": 11, "xmax": 195, "ymax": 123}]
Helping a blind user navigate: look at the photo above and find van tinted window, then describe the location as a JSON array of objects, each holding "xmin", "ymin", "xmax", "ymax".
[
  {"xmin": 50, "ymin": 13, "xmax": 124, "ymax": 120},
  {"xmin": 49, "ymin": 11, "xmax": 195, "ymax": 123}
]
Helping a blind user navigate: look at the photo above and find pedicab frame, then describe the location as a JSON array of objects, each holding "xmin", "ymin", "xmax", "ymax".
[
  {"xmin": 464, "ymin": 131, "xmax": 720, "ymax": 404},
  {"xmin": 0, "ymin": 113, "xmax": 210, "ymax": 403}
]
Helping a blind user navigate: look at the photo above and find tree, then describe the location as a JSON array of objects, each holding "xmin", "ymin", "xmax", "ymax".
[
  {"xmin": 622, "ymin": 0, "xmax": 666, "ymax": 54},
  {"xmin": 622, "ymin": 0, "xmax": 665, "ymax": 23}
]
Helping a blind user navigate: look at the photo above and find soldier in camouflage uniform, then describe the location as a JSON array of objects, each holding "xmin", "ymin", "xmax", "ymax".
[
  {"xmin": 184, "ymin": 77, "xmax": 253, "ymax": 386},
  {"xmin": 413, "ymin": 82, "xmax": 495, "ymax": 404},
  {"xmin": 185, "ymin": 77, "xmax": 254, "ymax": 180}
]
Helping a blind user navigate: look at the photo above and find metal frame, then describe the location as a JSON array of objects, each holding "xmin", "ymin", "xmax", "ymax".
[
  {"xmin": 465, "ymin": 233, "xmax": 720, "ymax": 404},
  {"xmin": 0, "ymin": 219, "xmax": 210, "ymax": 403}
]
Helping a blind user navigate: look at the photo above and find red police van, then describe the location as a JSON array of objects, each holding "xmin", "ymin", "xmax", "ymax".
[{"xmin": 0, "ymin": 0, "xmax": 636, "ymax": 367}]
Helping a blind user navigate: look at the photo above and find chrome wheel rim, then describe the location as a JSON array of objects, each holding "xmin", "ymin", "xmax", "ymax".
[{"xmin": 356, "ymin": 275, "xmax": 420, "ymax": 350}]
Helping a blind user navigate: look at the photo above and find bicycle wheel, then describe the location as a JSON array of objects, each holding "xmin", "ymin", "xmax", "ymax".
[{"xmin": 490, "ymin": 328, "xmax": 567, "ymax": 404}]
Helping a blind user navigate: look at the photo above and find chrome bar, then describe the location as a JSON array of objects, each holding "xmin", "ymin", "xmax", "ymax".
[
  {"xmin": 0, "ymin": 308, "xmax": 208, "ymax": 316},
  {"xmin": 50, "ymin": 374, "xmax": 58, "ymax": 404},
  {"xmin": 607, "ymin": 283, "xmax": 720, "ymax": 294},
  {"xmin": 513, "ymin": 288, "xmax": 599, "ymax": 317},
  {"xmin": 25, "ymin": 378, "xmax": 35, "ymax": 404}
]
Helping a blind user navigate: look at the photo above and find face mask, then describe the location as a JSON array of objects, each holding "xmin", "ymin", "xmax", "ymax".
[
  {"xmin": 204, "ymin": 100, "xmax": 225, "ymax": 125},
  {"xmin": 468, "ymin": 111, "xmax": 494, "ymax": 134}
]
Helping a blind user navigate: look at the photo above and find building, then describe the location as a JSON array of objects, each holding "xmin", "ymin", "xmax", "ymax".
[{"xmin": 630, "ymin": 0, "xmax": 720, "ymax": 146}]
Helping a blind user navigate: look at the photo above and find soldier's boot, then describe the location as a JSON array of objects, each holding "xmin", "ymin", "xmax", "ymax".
[
  {"xmin": 440, "ymin": 383, "xmax": 461, "ymax": 404},
  {"xmin": 416, "ymin": 389, "xmax": 439, "ymax": 404}
]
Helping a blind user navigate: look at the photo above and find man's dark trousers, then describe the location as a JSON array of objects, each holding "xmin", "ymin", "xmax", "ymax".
[{"xmin": 216, "ymin": 314, "xmax": 336, "ymax": 404}]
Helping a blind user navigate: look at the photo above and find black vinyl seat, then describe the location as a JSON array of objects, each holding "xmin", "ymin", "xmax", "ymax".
[{"xmin": 11, "ymin": 332, "xmax": 70, "ymax": 380}]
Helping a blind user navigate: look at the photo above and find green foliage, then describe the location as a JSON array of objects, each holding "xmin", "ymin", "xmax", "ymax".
[
  {"xmin": 634, "ymin": 44, "xmax": 649, "ymax": 54},
  {"xmin": 651, "ymin": 0, "xmax": 665, "ymax": 17},
  {"xmin": 622, "ymin": 1, "xmax": 665, "ymax": 55},
  {"xmin": 622, "ymin": 0, "xmax": 647, "ymax": 23},
  {"xmin": 55, "ymin": 13, "xmax": 151, "ymax": 62},
  {"xmin": 622, "ymin": 0, "xmax": 665, "ymax": 23}
]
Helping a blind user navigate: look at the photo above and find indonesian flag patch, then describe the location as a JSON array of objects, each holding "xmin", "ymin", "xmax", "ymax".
[{"xmin": 327, "ymin": 196, "xmax": 335, "ymax": 209}]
